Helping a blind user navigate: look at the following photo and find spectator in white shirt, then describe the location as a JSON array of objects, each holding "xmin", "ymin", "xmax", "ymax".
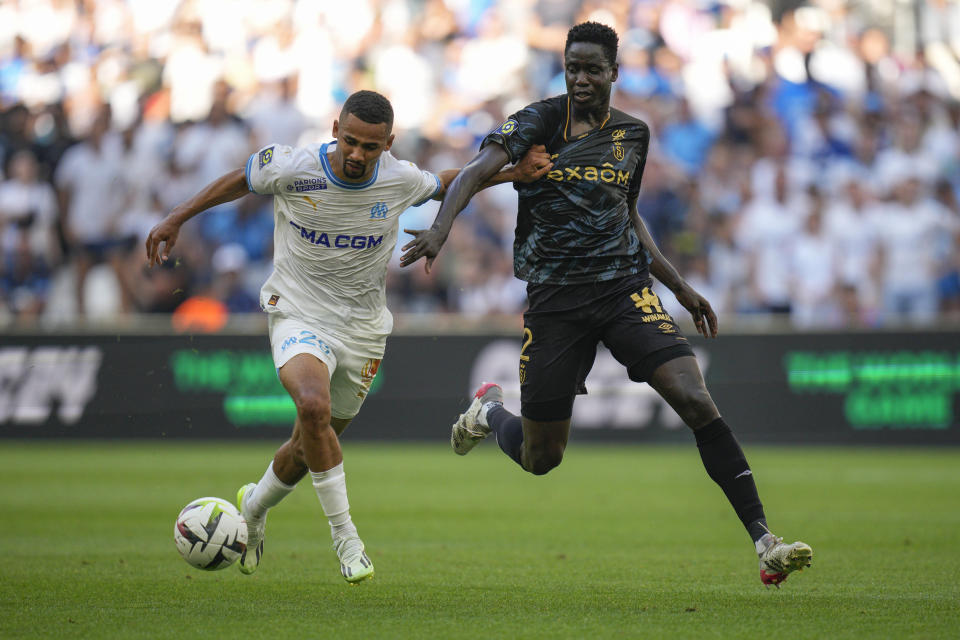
[
  {"xmin": 0, "ymin": 149, "xmax": 59, "ymax": 266},
  {"xmin": 53, "ymin": 108, "xmax": 128, "ymax": 316},
  {"xmin": 875, "ymin": 174, "xmax": 950, "ymax": 323}
]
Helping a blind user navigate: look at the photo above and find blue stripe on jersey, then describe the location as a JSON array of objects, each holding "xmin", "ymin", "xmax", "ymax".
[
  {"xmin": 319, "ymin": 142, "xmax": 379, "ymax": 190},
  {"xmin": 412, "ymin": 173, "xmax": 442, "ymax": 207},
  {"xmin": 244, "ymin": 153, "xmax": 257, "ymax": 193}
]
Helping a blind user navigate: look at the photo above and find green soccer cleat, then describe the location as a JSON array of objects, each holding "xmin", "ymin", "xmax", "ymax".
[
  {"xmin": 759, "ymin": 536, "xmax": 813, "ymax": 588},
  {"xmin": 236, "ymin": 483, "xmax": 265, "ymax": 575},
  {"xmin": 334, "ymin": 534, "xmax": 374, "ymax": 584},
  {"xmin": 451, "ymin": 382, "xmax": 501, "ymax": 455}
]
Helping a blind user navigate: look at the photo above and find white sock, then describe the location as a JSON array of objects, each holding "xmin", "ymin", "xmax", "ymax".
[
  {"xmin": 247, "ymin": 462, "xmax": 296, "ymax": 519},
  {"xmin": 310, "ymin": 462, "xmax": 357, "ymax": 540},
  {"xmin": 479, "ymin": 401, "xmax": 502, "ymax": 428},
  {"xmin": 756, "ymin": 532, "xmax": 777, "ymax": 555}
]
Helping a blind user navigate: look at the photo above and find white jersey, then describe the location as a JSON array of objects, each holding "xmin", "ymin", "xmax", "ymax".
[{"xmin": 245, "ymin": 141, "xmax": 441, "ymax": 338}]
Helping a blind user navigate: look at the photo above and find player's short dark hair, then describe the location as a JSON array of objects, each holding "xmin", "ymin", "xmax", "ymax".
[
  {"xmin": 341, "ymin": 90, "xmax": 394, "ymax": 132},
  {"xmin": 565, "ymin": 22, "xmax": 619, "ymax": 67}
]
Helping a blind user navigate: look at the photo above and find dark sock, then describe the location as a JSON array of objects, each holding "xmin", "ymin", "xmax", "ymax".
[
  {"xmin": 486, "ymin": 404, "xmax": 524, "ymax": 467},
  {"xmin": 694, "ymin": 417, "xmax": 768, "ymax": 543}
]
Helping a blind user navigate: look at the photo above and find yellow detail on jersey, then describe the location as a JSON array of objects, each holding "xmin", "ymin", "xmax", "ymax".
[
  {"xmin": 546, "ymin": 164, "xmax": 629, "ymax": 186},
  {"xmin": 612, "ymin": 129, "xmax": 626, "ymax": 141},
  {"xmin": 303, "ymin": 195, "xmax": 319, "ymax": 210}
]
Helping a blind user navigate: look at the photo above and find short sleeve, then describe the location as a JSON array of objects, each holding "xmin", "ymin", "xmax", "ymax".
[
  {"xmin": 480, "ymin": 100, "xmax": 556, "ymax": 164},
  {"xmin": 245, "ymin": 144, "xmax": 295, "ymax": 195},
  {"xmin": 408, "ymin": 164, "xmax": 442, "ymax": 207}
]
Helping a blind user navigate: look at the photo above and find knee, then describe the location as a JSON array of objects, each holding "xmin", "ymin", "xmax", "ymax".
[
  {"xmin": 678, "ymin": 388, "xmax": 719, "ymax": 428},
  {"xmin": 523, "ymin": 443, "xmax": 565, "ymax": 476},
  {"xmin": 294, "ymin": 391, "xmax": 331, "ymax": 430}
]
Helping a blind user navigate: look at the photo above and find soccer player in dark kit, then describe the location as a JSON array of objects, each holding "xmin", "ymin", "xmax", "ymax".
[{"xmin": 401, "ymin": 21, "xmax": 813, "ymax": 587}]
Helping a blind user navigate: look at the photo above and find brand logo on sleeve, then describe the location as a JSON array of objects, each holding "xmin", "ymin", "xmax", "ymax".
[{"xmin": 258, "ymin": 146, "xmax": 274, "ymax": 169}]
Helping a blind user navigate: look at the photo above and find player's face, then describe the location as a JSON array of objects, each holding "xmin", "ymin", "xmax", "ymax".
[
  {"xmin": 331, "ymin": 113, "xmax": 394, "ymax": 181},
  {"xmin": 564, "ymin": 42, "xmax": 618, "ymax": 112}
]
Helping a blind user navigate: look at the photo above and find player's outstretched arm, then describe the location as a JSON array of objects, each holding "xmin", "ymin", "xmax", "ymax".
[
  {"xmin": 429, "ymin": 145, "xmax": 552, "ymax": 201},
  {"xmin": 145, "ymin": 169, "xmax": 249, "ymax": 266},
  {"xmin": 400, "ymin": 144, "xmax": 511, "ymax": 272},
  {"xmin": 629, "ymin": 199, "xmax": 718, "ymax": 338}
]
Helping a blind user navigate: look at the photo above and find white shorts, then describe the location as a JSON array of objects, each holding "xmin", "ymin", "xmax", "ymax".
[{"xmin": 268, "ymin": 312, "xmax": 385, "ymax": 420}]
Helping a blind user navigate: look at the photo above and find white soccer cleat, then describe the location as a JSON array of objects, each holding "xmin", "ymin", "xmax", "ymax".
[
  {"xmin": 236, "ymin": 483, "xmax": 265, "ymax": 575},
  {"xmin": 451, "ymin": 382, "xmax": 502, "ymax": 455},
  {"xmin": 759, "ymin": 535, "xmax": 813, "ymax": 588},
  {"xmin": 334, "ymin": 535, "xmax": 374, "ymax": 584}
]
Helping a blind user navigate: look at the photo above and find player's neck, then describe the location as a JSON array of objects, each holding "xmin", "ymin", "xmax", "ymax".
[{"xmin": 568, "ymin": 101, "xmax": 611, "ymax": 138}]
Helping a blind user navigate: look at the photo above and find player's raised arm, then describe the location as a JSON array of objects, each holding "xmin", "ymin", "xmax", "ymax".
[
  {"xmin": 628, "ymin": 197, "xmax": 718, "ymax": 338},
  {"xmin": 145, "ymin": 168, "xmax": 249, "ymax": 266}
]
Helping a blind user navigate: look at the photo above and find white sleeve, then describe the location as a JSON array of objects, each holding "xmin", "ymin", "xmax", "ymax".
[
  {"xmin": 245, "ymin": 144, "xmax": 295, "ymax": 195},
  {"xmin": 405, "ymin": 161, "xmax": 442, "ymax": 207}
]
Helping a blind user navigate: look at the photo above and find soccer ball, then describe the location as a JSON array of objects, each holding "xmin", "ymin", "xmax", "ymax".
[{"xmin": 174, "ymin": 497, "xmax": 248, "ymax": 570}]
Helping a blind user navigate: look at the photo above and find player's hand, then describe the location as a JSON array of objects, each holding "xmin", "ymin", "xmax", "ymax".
[
  {"xmin": 675, "ymin": 283, "xmax": 718, "ymax": 338},
  {"xmin": 145, "ymin": 216, "xmax": 181, "ymax": 267},
  {"xmin": 400, "ymin": 227, "xmax": 447, "ymax": 273},
  {"xmin": 513, "ymin": 144, "xmax": 553, "ymax": 183}
]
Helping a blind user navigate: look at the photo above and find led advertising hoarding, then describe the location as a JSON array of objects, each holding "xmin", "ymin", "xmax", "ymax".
[{"xmin": 1, "ymin": 332, "xmax": 957, "ymax": 444}]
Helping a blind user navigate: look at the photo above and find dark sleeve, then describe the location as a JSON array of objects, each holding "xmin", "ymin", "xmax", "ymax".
[
  {"xmin": 480, "ymin": 100, "xmax": 556, "ymax": 164},
  {"xmin": 627, "ymin": 123, "xmax": 650, "ymax": 202}
]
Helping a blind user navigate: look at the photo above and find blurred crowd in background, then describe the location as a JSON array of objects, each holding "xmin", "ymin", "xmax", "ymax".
[{"xmin": 1, "ymin": 0, "xmax": 959, "ymax": 330}]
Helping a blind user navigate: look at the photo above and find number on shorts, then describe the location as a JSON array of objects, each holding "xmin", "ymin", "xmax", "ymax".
[{"xmin": 520, "ymin": 328, "xmax": 533, "ymax": 362}]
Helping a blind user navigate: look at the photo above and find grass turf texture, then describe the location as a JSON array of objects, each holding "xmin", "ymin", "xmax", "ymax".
[{"xmin": 0, "ymin": 442, "xmax": 957, "ymax": 639}]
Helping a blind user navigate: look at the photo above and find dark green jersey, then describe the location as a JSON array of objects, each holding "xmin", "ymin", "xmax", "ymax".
[{"xmin": 481, "ymin": 94, "xmax": 650, "ymax": 285}]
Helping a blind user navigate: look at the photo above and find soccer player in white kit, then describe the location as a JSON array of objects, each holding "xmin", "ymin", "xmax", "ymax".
[{"xmin": 145, "ymin": 90, "xmax": 552, "ymax": 583}]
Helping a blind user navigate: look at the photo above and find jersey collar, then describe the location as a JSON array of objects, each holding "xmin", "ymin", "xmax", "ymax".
[
  {"xmin": 563, "ymin": 96, "xmax": 611, "ymax": 142},
  {"xmin": 319, "ymin": 141, "xmax": 380, "ymax": 190}
]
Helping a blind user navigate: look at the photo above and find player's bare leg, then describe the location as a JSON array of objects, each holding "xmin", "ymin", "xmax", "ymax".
[
  {"xmin": 277, "ymin": 354, "xmax": 372, "ymax": 583},
  {"xmin": 238, "ymin": 354, "xmax": 372, "ymax": 582},
  {"xmin": 649, "ymin": 356, "xmax": 812, "ymax": 586}
]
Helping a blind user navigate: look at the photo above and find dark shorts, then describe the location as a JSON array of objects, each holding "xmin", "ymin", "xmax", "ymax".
[
  {"xmin": 519, "ymin": 274, "xmax": 694, "ymax": 421},
  {"xmin": 76, "ymin": 238, "xmax": 129, "ymax": 263}
]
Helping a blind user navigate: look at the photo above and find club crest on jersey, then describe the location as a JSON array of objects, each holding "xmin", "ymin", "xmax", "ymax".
[
  {"xmin": 612, "ymin": 130, "xmax": 625, "ymax": 161},
  {"xmin": 258, "ymin": 146, "xmax": 274, "ymax": 169},
  {"xmin": 370, "ymin": 202, "xmax": 388, "ymax": 219},
  {"xmin": 492, "ymin": 119, "xmax": 519, "ymax": 137}
]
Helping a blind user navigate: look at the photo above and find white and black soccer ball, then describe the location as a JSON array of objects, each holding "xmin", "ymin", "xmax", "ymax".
[{"xmin": 174, "ymin": 497, "xmax": 248, "ymax": 571}]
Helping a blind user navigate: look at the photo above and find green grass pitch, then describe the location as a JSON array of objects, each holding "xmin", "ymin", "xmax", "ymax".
[{"xmin": 1, "ymin": 441, "xmax": 958, "ymax": 639}]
